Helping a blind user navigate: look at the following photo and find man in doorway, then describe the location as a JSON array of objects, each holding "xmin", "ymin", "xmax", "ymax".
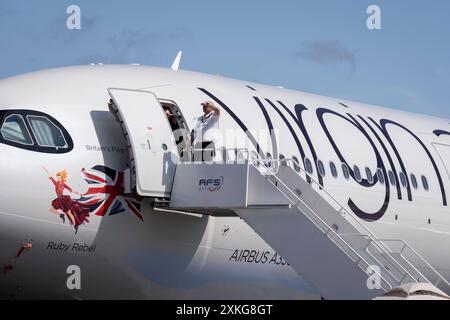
[{"xmin": 191, "ymin": 101, "xmax": 221, "ymax": 162}]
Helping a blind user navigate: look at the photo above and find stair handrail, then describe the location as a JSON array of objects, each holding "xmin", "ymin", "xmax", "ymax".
[
  {"xmin": 372, "ymin": 238, "xmax": 450, "ymax": 288},
  {"xmin": 180, "ymin": 147, "xmax": 449, "ymax": 289},
  {"xmin": 251, "ymin": 156, "xmax": 450, "ymax": 289},
  {"xmin": 248, "ymin": 158, "xmax": 422, "ymax": 287}
]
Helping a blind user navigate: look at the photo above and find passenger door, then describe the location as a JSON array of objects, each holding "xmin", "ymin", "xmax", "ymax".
[{"xmin": 108, "ymin": 88, "xmax": 178, "ymax": 198}]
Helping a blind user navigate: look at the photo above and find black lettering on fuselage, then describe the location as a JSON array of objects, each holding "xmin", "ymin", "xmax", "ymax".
[
  {"xmin": 263, "ymin": 99, "xmax": 311, "ymax": 183},
  {"xmin": 358, "ymin": 116, "xmax": 403, "ymax": 200},
  {"xmin": 198, "ymin": 88, "xmax": 448, "ymax": 222},
  {"xmin": 316, "ymin": 108, "xmax": 390, "ymax": 221},
  {"xmin": 277, "ymin": 101, "xmax": 323, "ymax": 186},
  {"xmin": 375, "ymin": 118, "xmax": 447, "ymax": 206}
]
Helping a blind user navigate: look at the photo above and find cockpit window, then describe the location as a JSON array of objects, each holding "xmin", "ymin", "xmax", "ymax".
[
  {"xmin": 27, "ymin": 115, "xmax": 68, "ymax": 148},
  {"xmin": 1, "ymin": 114, "xmax": 33, "ymax": 145},
  {"xmin": 0, "ymin": 109, "xmax": 73, "ymax": 154}
]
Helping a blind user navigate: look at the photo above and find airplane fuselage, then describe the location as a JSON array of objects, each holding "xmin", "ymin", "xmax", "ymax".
[{"xmin": 0, "ymin": 65, "xmax": 449, "ymax": 299}]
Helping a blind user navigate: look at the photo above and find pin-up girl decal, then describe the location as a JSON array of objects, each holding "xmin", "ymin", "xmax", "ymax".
[{"xmin": 43, "ymin": 167, "xmax": 90, "ymax": 234}]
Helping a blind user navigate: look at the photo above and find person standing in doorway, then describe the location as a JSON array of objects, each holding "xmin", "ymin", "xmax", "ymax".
[{"xmin": 191, "ymin": 101, "xmax": 221, "ymax": 162}]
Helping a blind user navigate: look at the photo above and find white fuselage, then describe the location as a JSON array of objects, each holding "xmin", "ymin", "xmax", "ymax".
[{"xmin": 0, "ymin": 65, "xmax": 449, "ymax": 299}]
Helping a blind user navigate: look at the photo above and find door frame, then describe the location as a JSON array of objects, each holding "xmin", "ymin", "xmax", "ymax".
[{"xmin": 108, "ymin": 88, "xmax": 179, "ymax": 198}]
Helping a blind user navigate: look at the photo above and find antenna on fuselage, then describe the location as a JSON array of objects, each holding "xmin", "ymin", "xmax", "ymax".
[{"xmin": 171, "ymin": 51, "xmax": 183, "ymax": 71}]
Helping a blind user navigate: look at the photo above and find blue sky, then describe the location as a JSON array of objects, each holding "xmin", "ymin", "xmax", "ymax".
[{"xmin": 1, "ymin": 0, "xmax": 449, "ymax": 118}]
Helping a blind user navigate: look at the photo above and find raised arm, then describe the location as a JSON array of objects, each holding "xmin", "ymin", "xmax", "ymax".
[
  {"xmin": 43, "ymin": 167, "xmax": 57, "ymax": 186},
  {"xmin": 202, "ymin": 101, "xmax": 221, "ymax": 117},
  {"xmin": 209, "ymin": 103, "xmax": 221, "ymax": 116}
]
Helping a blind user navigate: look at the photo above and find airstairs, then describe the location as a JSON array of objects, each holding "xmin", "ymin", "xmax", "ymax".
[
  {"xmin": 168, "ymin": 150, "xmax": 450, "ymax": 299},
  {"xmin": 106, "ymin": 88, "xmax": 449, "ymax": 299}
]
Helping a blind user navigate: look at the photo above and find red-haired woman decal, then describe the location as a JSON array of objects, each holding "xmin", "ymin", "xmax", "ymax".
[{"xmin": 43, "ymin": 167, "xmax": 90, "ymax": 234}]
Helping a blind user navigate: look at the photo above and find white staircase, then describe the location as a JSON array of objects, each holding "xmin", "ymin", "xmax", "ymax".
[{"xmin": 168, "ymin": 153, "xmax": 450, "ymax": 299}]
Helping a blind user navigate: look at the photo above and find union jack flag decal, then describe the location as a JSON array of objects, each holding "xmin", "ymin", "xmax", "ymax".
[{"xmin": 78, "ymin": 165, "xmax": 144, "ymax": 221}]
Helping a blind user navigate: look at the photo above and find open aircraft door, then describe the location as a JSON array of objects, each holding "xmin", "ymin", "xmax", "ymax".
[{"xmin": 108, "ymin": 88, "xmax": 179, "ymax": 198}]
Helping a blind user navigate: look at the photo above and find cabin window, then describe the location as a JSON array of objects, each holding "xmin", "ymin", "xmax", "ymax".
[
  {"xmin": 399, "ymin": 172, "xmax": 408, "ymax": 188},
  {"xmin": 317, "ymin": 160, "xmax": 326, "ymax": 177},
  {"xmin": 410, "ymin": 174, "xmax": 418, "ymax": 190},
  {"xmin": 365, "ymin": 167, "xmax": 373, "ymax": 184},
  {"xmin": 342, "ymin": 163, "xmax": 350, "ymax": 180},
  {"xmin": 388, "ymin": 171, "xmax": 396, "ymax": 186},
  {"xmin": 330, "ymin": 162, "xmax": 338, "ymax": 178},
  {"xmin": 421, "ymin": 175, "xmax": 429, "ymax": 191},
  {"xmin": 376, "ymin": 169, "xmax": 385, "ymax": 185},
  {"xmin": 27, "ymin": 116, "xmax": 68, "ymax": 148},
  {"xmin": 292, "ymin": 156, "xmax": 301, "ymax": 172},
  {"xmin": 353, "ymin": 165, "xmax": 362, "ymax": 182},
  {"xmin": 1, "ymin": 114, "xmax": 33, "ymax": 145},
  {"xmin": 304, "ymin": 158, "xmax": 313, "ymax": 174}
]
